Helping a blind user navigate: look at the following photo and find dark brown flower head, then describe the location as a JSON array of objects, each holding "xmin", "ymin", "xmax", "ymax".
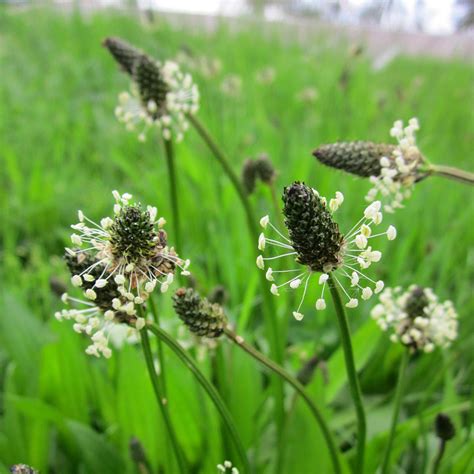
[
  {"xmin": 313, "ymin": 141, "xmax": 397, "ymax": 178},
  {"xmin": 103, "ymin": 36, "xmax": 143, "ymax": 76},
  {"xmin": 435, "ymin": 413, "xmax": 455, "ymax": 441},
  {"xmin": 109, "ymin": 204, "xmax": 158, "ymax": 263},
  {"xmin": 255, "ymin": 153, "xmax": 276, "ymax": 184},
  {"xmin": 404, "ymin": 286, "xmax": 429, "ymax": 319},
  {"xmin": 283, "ymin": 182, "xmax": 344, "ymax": 273},
  {"xmin": 241, "ymin": 158, "xmax": 257, "ymax": 194},
  {"xmin": 173, "ymin": 288, "xmax": 227, "ymax": 338},
  {"xmin": 133, "ymin": 54, "xmax": 169, "ymax": 118}
]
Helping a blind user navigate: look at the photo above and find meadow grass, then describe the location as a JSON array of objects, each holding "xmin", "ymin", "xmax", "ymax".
[{"xmin": 0, "ymin": 7, "xmax": 473, "ymax": 473}]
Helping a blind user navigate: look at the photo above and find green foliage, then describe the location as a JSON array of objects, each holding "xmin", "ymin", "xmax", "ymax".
[{"xmin": 0, "ymin": 7, "xmax": 472, "ymax": 473}]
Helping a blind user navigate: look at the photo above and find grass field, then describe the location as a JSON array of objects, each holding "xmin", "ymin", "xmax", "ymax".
[{"xmin": 0, "ymin": 7, "xmax": 473, "ymax": 474}]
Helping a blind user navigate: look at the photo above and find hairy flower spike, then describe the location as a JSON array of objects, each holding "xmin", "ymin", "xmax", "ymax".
[
  {"xmin": 241, "ymin": 154, "xmax": 277, "ymax": 195},
  {"xmin": 255, "ymin": 153, "xmax": 276, "ymax": 184},
  {"xmin": 57, "ymin": 191, "xmax": 190, "ymax": 357},
  {"xmin": 371, "ymin": 285, "xmax": 458, "ymax": 353},
  {"xmin": 103, "ymin": 36, "xmax": 143, "ymax": 75},
  {"xmin": 434, "ymin": 413, "xmax": 456, "ymax": 441},
  {"xmin": 108, "ymin": 37, "xmax": 199, "ymax": 143},
  {"xmin": 109, "ymin": 204, "xmax": 157, "ymax": 262},
  {"xmin": 133, "ymin": 54, "xmax": 169, "ymax": 115},
  {"xmin": 173, "ymin": 288, "xmax": 227, "ymax": 338},
  {"xmin": 314, "ymin": 119, "xmax": 428, "ymax": 213},
  {"xmin": 313, "ymin": 141, "xmax": 397, "ymax": 178},
  {"xmin": 241, "ymin": 159, "xmax": 257, "ymax": 195},
  {"xmin": 258, "ymin": 182, "xmax": 392, "ymax": 319},
  {"xmin": 283, "ymin": 182, "xmax": 344, "ymax": 273}
]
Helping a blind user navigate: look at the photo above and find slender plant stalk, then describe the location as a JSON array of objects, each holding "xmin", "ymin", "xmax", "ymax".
[
  {"xmin": 163, "ymin": 137, "xmax": 182, "ymax": 252},
  {"xmin": 328, "ymin": 275, "xmax": 366, "ymax": 474},
  {"xmin": 225, "ymin": 327, "xmax": 342, "ymax": 474},
  {"xmin": 187, "ymin": 113, "xmax": 285, "ymax": 428},
  {"xmin": 148, "ymin": 295, "xmax": 168, "ymax": 394},
  {"xmin": 432, "ymin": 439, "xmax": 447, "ymax": 474},
  {"xmin": 429, "ymin": 164, "xmax": 474, "ymax": 186},
  {"xmin": 139, "ymin": 322, "xmax": 187, "ymax": 473},
  {"xmin": 380, "ymin": 350, "xmax": 410, "ymax": 474},
  {"xmin": 147, "ymin": 323, "xmax": 251, "ymax": 474}
]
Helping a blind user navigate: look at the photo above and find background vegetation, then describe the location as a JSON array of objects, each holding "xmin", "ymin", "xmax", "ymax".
[{"xmin": 0, "ymin": 7, "xmax": 473, "ymax": 473}]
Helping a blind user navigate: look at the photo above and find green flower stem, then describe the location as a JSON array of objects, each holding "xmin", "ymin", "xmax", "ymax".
[
  {"xmin": 429, "ymin": 164, "xmax": 474, "ymax": 186},
  {"xmin": 328, "ymin": 275, "xmax": 366, "ymax": 474},
  {"xmin": 432, "ymin": 439, "xmax": 447, "ymax": 474},
  {"xmin": 224, "ymin": 327, "xmax": 342, "ymax": 474},
  {"xmin": 139, "ymin": 321, "xmax": 187, "ymax": 473},
  {"xmin": 380, "ymin": 350, "xmax": 409, "ymax": 474},
  {"xmin": 147, "ymin": 322, "xmax": 251, "ymax": 474},
  {"xmin": 187, "ymin": 113, "xmax": 285, "ymax": 423},
  {"xmin": 148, "ymin": 295, "xmax": 168, "ymax": 395},
  {"xmin": 163, "ymin": 137, "xmax": 182, "ymax": 252}
]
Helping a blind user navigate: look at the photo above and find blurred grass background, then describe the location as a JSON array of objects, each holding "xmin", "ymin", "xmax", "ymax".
[{"xmin": 0, "ymin": 7, "xmax": 473, "ymax": 473}]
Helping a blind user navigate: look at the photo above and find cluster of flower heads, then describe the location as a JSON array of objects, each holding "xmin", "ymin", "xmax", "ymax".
[
  {"xmin": 256, "ymin": 182, "xmax": 397, "ymax": 320},
  {"xmin": 55, "ymin": 191, "xmax": 190, "ymax": 357},
  {"xmin": 365, "ymin": 118, "xmax": 426, "ymax": 212},
  {"xmin": 217, "ymin": 460, "xmax": 239, "ymax": 474},
  {"xmin": 104, "ymin": 37, "xmax": 199, "ymax": 143},
  {"xmin": 371, "ymin": 285, "xmax": 458, "ymax": 353}
]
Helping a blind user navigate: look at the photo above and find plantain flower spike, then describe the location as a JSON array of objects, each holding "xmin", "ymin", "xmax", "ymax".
[
  {"xmin": 56, "ymin": 191, "xmax": 190, "ymax": 357},
  {"xmin": 257, "ymin": 182, "xmax": 396, "ymax": 320},
  {"xmin": 104, "ymin": 36, "xmax": 199, "ymax": 143},
  {"xmin": 371, "ymin": 285, "xmax": 458, "ymax": 353},
  {"xmin": 173, "ymin": 288, "xmax": 227, "ymax": 338},
  {"xmin": 313, "ymin": 118, "xmax": 428, "ymax": 212}
]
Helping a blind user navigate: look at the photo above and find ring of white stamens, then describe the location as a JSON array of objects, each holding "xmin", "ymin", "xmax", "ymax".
[
  {"xmin": 371, "ymin": 285, "xmax": 458, "ymax": 353},
  {"xmin": 115, "ymin": 61, "xmax": 199, "ymax": 143},
  {"xmin": 257, "ymin": 192, "xmax": 396, "ymax": 320},
  {"xmin": 366, "ymin": 118, "xmax": 422, "ymax": 212},
  {"xmin": 59, "ymin": 190, "xmax": 190, "ymax": 358}
]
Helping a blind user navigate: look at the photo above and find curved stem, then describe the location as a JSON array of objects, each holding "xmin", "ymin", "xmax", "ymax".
[
  {"xmin": 432, "ymin": 439, "xmax": 446, "ymax": 474},
  {"xmin": 163, "ymin": 138, "xmax": 182, "ymax": 252},
  {"xmin": 429, "ymin": 164, "xmax": 474, "ymax": 186},
  {"xmin": 225, "ymin": 327, "xmax": 342, "ymax": 474},
  {"xmin": 328, "ymin": 275, "xmax": 366, "ymax": 474},
  {"xmin": 139, "ymin": 324, "xmax": 187, "ymax": 473},
  {"xmin": 187, "ymin": 113, "xmax": 284, "ymax": 426},
  {"xmin": 147, "ymin": 323, "xmax": 251, "ymax": 474},
  {"xmin": 380, "ymin": 350, "xmax": 409, "ymax": 474}
]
